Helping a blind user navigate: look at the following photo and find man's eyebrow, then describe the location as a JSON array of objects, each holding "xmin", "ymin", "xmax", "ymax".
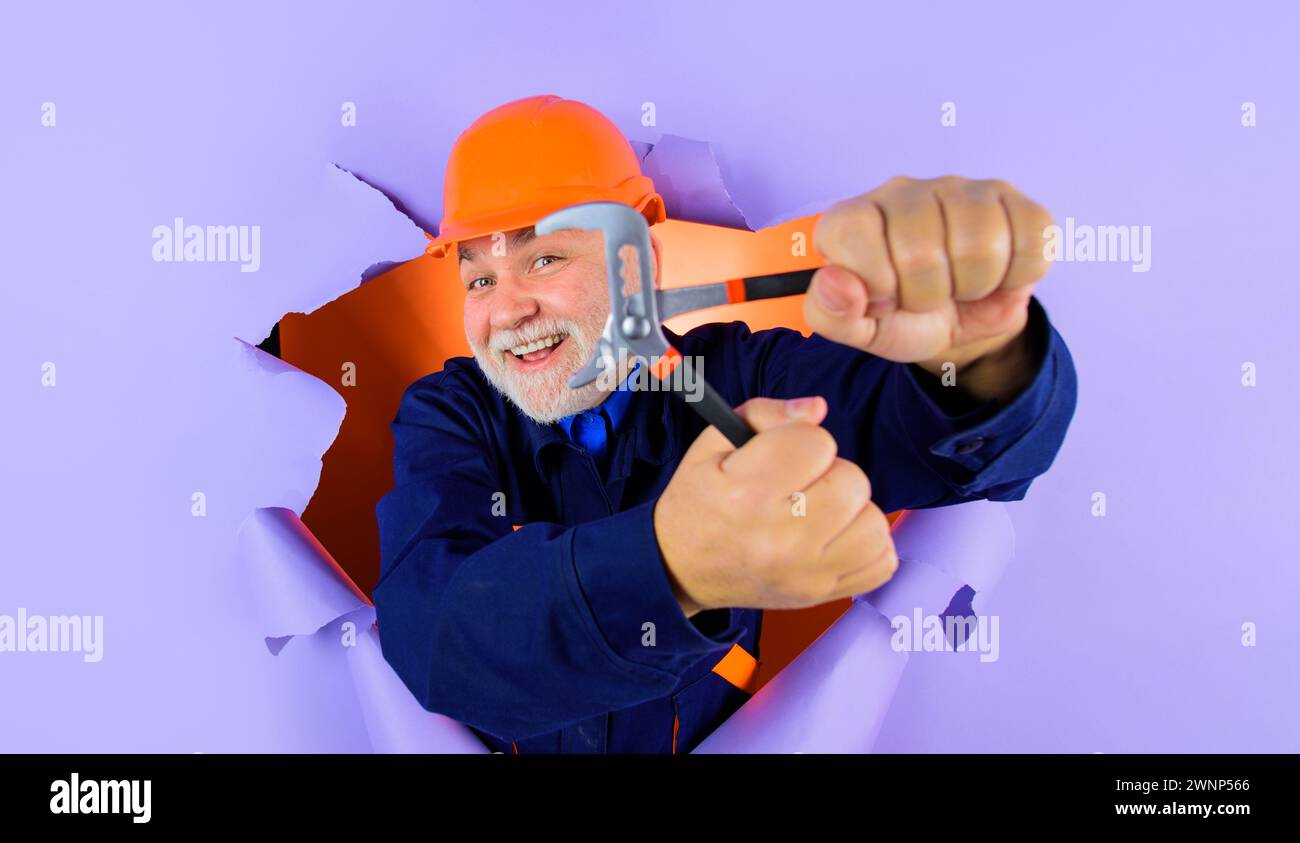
[
  {"xmin": 511, "ymin": 227, "xmax": 537, "ymax": 249},
  {"xmin": 457, "ymin": 227, "xmax": 538, "ymax": 264}
]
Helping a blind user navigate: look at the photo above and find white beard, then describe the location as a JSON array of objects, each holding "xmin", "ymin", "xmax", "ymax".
[{"xmin": 469, "ymin": 297, "xmax": 631, "ymax": 425}]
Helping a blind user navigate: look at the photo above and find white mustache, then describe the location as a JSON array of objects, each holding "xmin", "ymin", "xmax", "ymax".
[{"xmin": 489, "ymin": 319, "xmax": 577, "ymax": 352}]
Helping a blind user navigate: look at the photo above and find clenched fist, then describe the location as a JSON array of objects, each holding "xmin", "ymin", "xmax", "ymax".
[
  {"xmin": 654, "ymin": 396, "xmax": 899, "ymax": 616},
  {"xmin": 807, "ymin": 175, "xmax": 1054, "ymax": 399}
]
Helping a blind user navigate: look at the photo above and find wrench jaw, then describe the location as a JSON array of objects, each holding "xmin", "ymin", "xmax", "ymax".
[
  {"xmin": 537, "ymin": 200, "xmax": 756, "ymax": 448},
  {"xmin": 566, "ymin": 315, "xmax": 616, "ymax": 389},
  {"xmin": 536, "ymin": 201, "xmax": 672, "ymax": 391}
]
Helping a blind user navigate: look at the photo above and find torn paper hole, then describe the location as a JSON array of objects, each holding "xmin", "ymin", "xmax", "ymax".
[{"xmin": 247, "ymin": 160, "xmax": 1013, "ymax": 754}]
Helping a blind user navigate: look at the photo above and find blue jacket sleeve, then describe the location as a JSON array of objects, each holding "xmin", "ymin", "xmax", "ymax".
[
  {"xmin": 371, "ymin": 372, "xmax": 744, "ymax": 743},
  {"xmin": 748, "ymin": 294, "xmax": 1077, "ymax": 513}
]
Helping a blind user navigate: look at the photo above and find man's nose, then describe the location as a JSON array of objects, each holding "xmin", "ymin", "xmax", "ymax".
[{"xmin": 488, "ymin": 275, "xmax": 540, "ymax": 330}]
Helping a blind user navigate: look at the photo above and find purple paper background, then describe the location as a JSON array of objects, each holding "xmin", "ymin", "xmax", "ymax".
[{"xmin": 2, "ymin": 0, "xmax": 1297, "ymax": 752}]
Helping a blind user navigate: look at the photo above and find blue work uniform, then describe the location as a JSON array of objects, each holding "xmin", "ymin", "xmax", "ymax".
[{"xmin": 373, "ymin": 296, "xmax": 1078, "ymax": 753}]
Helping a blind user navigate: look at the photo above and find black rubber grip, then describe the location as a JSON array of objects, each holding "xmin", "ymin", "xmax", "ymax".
[
  {"xmin": 666, "ymin": 355, "xmax": 753, "ymax": 448},
  {"xmin": 742, "ymin": 268, "xmax": 816, "ymax": 302},
  {"xmin": 687, "ymin": 379, "xmax": 754, "ymax": 448}
]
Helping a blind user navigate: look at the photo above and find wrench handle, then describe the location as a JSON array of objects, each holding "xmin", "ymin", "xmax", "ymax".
[
  {"xmin": 738, "ymin": 268, "xmax": 816, "ymax": 302},
  {"xmin": 686, "ymin": 379, "xmax": 755, "ymax": 448},
  {"xmin": 668, "ymin": 353, "xmax": 754, "ymax": 448}
]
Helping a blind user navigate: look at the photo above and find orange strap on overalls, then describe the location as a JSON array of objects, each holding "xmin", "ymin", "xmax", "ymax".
[{"xmin": 672, "ymin": 643, "xmax": 759, "ymax": 753}]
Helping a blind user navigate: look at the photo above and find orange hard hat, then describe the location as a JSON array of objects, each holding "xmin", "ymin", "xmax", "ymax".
[{"xmin": 425, "ymin": 94, "xmax": 666, "ymax": 259}]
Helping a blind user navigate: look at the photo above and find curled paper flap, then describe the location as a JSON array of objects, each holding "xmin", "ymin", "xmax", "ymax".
[
  {"xmin": 639, "ymin": 134, "xmax": 751, "ymax": 230},
  {"xmin": 237, "ymin": 509, "xmax": 485, "ymax": 752},
  {"xmin": 227, "ymin": 336, "xmax": 348, "ymax": 518},
  {"xmin": 237, "ymin": 506, "xmax": 371, "ymax": 647},
  {"xmin": 693, "ymin": 602, "xmax": 907, "ymax": 753},
  {"xmin": 865, "ymin": 554, "xmax": 967, "ymax": 622},
  {"xmin": 634, "ymin": 133, "xmax": 841, "ymax": 232},
  {"xmin": 237, "ymin": 336, "xmax": 306, "ymax": 377},
  {"xmin": 865, "ymin": 500, "xmax": 1015, "ymax": 618},
  {"xmin": 346, "ymin": 621, "xmax": 489, "ymax": 754},
  {"xmin": 697, "ymin": 501, "xmax": 1016, "ymax": 753}
]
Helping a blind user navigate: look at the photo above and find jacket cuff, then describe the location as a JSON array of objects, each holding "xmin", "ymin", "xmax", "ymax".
[
  {"xmin": 569, "ymin": 500, "xmax": 746, "ymax": 676},
  {"xmin": 893, "ymin": 295, "xmax": 1075, "ymax": 497}
]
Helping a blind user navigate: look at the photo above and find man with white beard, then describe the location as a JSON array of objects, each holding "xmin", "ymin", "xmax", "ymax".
[{"xmin": 373, "ymin": 95, "xmax": 1077, "ymax": 754}]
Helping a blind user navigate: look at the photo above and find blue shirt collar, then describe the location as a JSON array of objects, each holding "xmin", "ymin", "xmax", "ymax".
[{"xmin": 557, "ymin": 360, "xmax": 640, "ymax": 438}]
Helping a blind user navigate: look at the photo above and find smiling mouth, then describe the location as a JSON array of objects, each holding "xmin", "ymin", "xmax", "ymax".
[{"xmin": 506, "ymin": 332, "xmax": 570, "ymax": 365}]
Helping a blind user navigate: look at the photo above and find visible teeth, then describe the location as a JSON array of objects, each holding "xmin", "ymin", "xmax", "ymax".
[{"xmin": 510, "ymin": 333, "xmax": 566, "ymax": 357}]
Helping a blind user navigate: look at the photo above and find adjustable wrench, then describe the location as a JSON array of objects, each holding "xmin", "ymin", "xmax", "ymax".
[{"xmin": 535, "ymin": 201, "xmax": 816, "ymax": 447}]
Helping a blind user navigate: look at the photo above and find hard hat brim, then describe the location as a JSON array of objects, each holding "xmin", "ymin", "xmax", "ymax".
[{"xmin": 425, "ymin": 190, "xmax": 665, "ymax": 260}]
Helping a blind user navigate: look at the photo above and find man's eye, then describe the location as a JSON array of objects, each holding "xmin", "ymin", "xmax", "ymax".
[
  {"xmin": 467, "ymin": 276, "xmax": 493, "ymax": 291},
  {"xmin": 531, "ymin": 255, "xmax": 561, "ymax": 270}
]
